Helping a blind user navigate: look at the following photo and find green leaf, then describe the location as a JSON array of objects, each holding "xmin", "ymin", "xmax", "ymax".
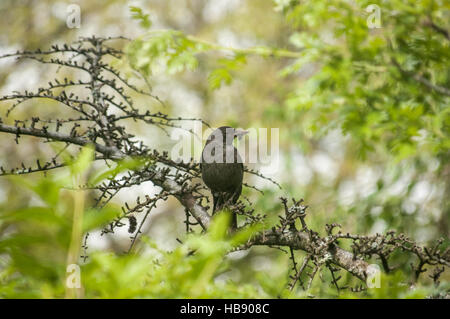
[
  {"xmin": 82, "ymin": 206, "xmax": 121, "ymax": 232},
  {"xmin": 208, "ymin": 68, "xmax": 232, "ymax": 90},
  {"xmin": 70, "ymin": 146, "xmax": 94, "ymax": 176},
  {"xmin": 89, "ymin": 157, "xmax": 147, "ymax": 185},
  {"xmin": 129, "ymin": 6, "xmax": 152, "ymax": 29}
]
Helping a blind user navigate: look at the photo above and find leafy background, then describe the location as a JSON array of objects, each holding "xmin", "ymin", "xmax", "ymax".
[{"xmin": 0, "ymin": 0, "xmax": 448, "ymax": 298}]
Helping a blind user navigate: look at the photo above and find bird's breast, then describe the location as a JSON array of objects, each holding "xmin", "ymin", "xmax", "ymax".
[{"xmin": 201, "ymin": 143, "xmax": 243, "ymax": 192}]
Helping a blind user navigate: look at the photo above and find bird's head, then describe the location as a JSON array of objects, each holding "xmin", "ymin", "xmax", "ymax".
[{"xmin": 206, "ymin": 126, "xmax": 248, "ymax": 145}]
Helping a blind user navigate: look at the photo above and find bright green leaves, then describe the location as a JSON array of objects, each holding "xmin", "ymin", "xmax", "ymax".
[
  {"xmin": 276, "ymin": 0, "xmax": 450, "ymax": 160},
  {"xmin": 127, "ymin": 31, "xmax": 205, "ymax": 77},
  {"xmin": 127, "ymin": 29, "xmax": 247, "ymax": 91},
  {"xmin": 129, "ymin": 6, "xmax": 152, "ymax": 29},
  {"xmin": 208, "ymin": 67, "xmax": 233, "ymax": 90},
  {"xmin": 80, "ymin": 211, "xmax": 269, "ymax": 298},
  {"xmin": 208, "ymin": 55, "xmax": 246, "ymax": 90},
  {"xmin": 81, "ymin": 251, "xmax": 155, "ymax": 298},
  {"xmin": 137, "ymin": 211, "xmax": 266, "ymax": 298},
  {"xmin": 89, "ymin": 156, "xmax": 147, "ymax": 186},
  {"xmin": 68, "ymin": 145, "xmax": 94, "ymax": 180},
  {"xmin": 0, "ymin": 146, "xmax": 121, "ymax": 297},
  {"xmin": 82, "ymin": 206, "xmax": 121, "ymax": 233},
  {"xmin": 0, "ymin": 148, "xmax": 273, "ymax": 298}
]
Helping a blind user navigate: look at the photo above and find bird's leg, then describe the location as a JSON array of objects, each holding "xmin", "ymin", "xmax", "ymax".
[
  {"xmin": 212, "ymin": 192, "xmax": 237, "ymax": 230},
  {"xmin": 212, "ymin": 192, "xmax": 218, "ymax": 214},
  {"xmin": 230, "ymin": 211, "xmax": 237, "ymax": 230},
  {"xmin": 212, "ymin": 192, "xmax": 224, "ymax": 215},
  {"xmin": 223, "ymin": 193, "xmax": 240, "ymax": 230}
]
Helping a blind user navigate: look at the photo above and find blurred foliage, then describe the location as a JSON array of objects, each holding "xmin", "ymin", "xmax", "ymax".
[
  {"xmin": 127, "ymin": 0, "xmax": 450, "ymax": 159},
  {"xmin": 276, "ymin": 0, "xmax": 450, "ymax": 160},
  {"xmin": 0, "ymin": 0, "xmax": 449, "ymax": 298},
  {"xmin": 0, "ymin": 150, "xmax": 282, "ymax": 298},
  {"xmin": 0, "ymin": 149, "xmax": 446, "ymax": 298}
]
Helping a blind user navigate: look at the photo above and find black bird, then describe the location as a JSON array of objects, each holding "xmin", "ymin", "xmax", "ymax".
[{"xmin": 201, "ymin": 126, "xmax": 248, "ymax": 229}]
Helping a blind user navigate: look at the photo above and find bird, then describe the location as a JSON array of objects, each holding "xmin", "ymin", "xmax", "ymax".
[{"xmin": 200, "ymin": 126, "xmax": 248, "ymax": 229}]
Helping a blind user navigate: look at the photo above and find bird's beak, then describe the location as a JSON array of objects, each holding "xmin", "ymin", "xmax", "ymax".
[{"xmin": 234, "ymin": 129, "xmax": 249, "ymax": 140}]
